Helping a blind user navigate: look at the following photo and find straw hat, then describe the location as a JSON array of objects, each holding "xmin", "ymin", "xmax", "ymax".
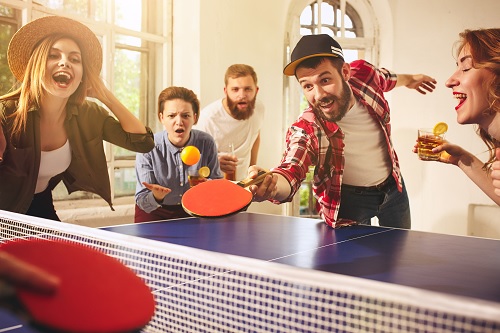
[{"xmin": 7, "ymin": 16, "xmax": 102, "ymax": 82}]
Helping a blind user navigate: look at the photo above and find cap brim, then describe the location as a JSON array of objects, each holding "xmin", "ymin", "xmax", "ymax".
[
  {"xmin": 283, "ymin": 53, "xmax": 341, "ymax": 76},
  {"xmin": 7, "ymin": 16, "xmax": 102, "ymax": 82}
]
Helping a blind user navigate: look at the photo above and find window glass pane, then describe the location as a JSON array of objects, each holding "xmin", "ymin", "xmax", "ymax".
[
  {"xmin": 320, "ymin": 27, "xmax": 333, "ymax": 36},
  {"xmin": 344, "ymin": 31, "xmax": 356, "ymax": 38},
  {"xmin": 299, "ymin": 28, "xmax": 311, "ymax": 36},
  {"xmin": 300, "ymin": 6, "xmax": 312, "ymax": 25},
  {"xmin": 115, "ymin": 0, "xmax": 142, "ymax": 31},
  {"xmin": 113, "ymin": 48, "xmax": 144, "ymax": 158},
  {"xmin": 299, "ymin": 166, "xmax": 318, "ymax": 217},
  {"xmin": 0, "ymin": 5, "xmax": 14, "ymax": 17},
  {"xmin": 0, "ymin": 21, "xmax": 17, "ymax": 95},
  {"xmin": 39, "ymin": 0, "xmax": 89, "ymax": 16},
  {"xmin": 37, "ymin": 0, "xmax": 105, "ymax": 20},
  {"xmin": 344, "ymin": 15, "xmax": 353, "ymax": 28},
  {"xmin": 321, "ymin": 3, "xmax": 334, "ymax": 25},
  {"xmin": 116, "ymin": 35, "xmax": 142, "ymax": 47},
  {"xmin": 114, "ymin": 167, "xmax": 136, "ymax": 197}
]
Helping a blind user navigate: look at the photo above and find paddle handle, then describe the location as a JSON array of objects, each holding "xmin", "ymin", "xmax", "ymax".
[{"xmin": 236, "ymin": 171, "xmax": 272, "ymax": 188}]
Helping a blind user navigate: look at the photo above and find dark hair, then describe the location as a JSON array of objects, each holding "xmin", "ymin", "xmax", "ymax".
[
  {"xmin": 157, "ymin": 86, "xmax": 200, "ymax": 122},
  {"xmin": 295, "ymin": 57, "xmax": 344, "ymax": 78}
]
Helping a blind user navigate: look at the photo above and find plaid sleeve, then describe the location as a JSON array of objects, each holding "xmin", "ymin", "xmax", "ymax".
[
  {"xmin": 271, "ymin": 122, "xmax": 319, "ymax": 202},
  {"xmin": 378, "ymin": 67, "xmax": 397, "ymax": 92}
]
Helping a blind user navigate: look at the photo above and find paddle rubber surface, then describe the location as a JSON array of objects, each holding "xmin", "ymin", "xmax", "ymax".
[
  {"xmin": 182, "ymin": 179, "xmax": 253, "ymax": 218},
  {"xmin": 182, "ymin": 171, "xmax": 271, "ymax": 218},
  {"xmin": 0, "ymin": 239, "xmax": 155, "ymax": 333}
]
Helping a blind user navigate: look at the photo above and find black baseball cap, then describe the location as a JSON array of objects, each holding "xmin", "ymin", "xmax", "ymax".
[{"xmin": 283, "ymin": 34, "xmax": 344, "ymax": 76}]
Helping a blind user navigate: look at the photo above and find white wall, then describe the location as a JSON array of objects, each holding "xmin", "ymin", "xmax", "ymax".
[
  {"xmin": 387, "ymin": 0, "xmax": 500, "ymax": 235},
  {"xmin": 172, "ymin": 0, "xmax": 500, "ymax": 234},
  {"xmin": 173, "ymin": 0, "xmax": 290, "ymax": 215}
]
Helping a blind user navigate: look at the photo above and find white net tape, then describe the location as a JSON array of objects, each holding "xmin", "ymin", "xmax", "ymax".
[{"xmin": 1, "ymin": 210, "xmax": 499, "ymax": 333}]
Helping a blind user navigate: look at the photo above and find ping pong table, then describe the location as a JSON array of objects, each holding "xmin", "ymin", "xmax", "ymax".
[
  {"xmin": 1, "ymin": 211, "xmax": 500, "ymax": 332},
  {"xmin": 103, "ymin": 212, "xmax": 500, "ymax": 304}
]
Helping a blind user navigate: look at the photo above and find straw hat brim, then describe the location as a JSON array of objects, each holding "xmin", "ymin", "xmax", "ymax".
[{"xmin": 7, "ymin": 16, "xmax": 102, "ymax": 82}]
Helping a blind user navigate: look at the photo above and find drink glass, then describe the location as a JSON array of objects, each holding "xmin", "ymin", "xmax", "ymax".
[
  {"xmin": 417, "ymin": 128, "xmax": 445, "ymax": 161},
  {"xmin": 187, "ymin": 169, "xmax": 207, "ymax": 187},
  {"xmin": 219, "ymin": 143, "xmax": 236, "ymax": 181}
]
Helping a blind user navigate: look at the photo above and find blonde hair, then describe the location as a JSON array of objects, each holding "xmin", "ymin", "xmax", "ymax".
[
  {"xmin": 0, "ymin": 34, "xmax": 104, "ymax": 141},
  {"xmin": 455, "ymin": 28, "xmax": 500, "ymax": 170}
]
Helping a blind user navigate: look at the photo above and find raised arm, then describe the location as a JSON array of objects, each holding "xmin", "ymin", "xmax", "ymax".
[
  {"xmin": 396, "ymin": 74, "xmax": 437, "ymax": 94},
  {"xmin": 434, "ymin": 143, "xmax": 500, "ymax": 205},
  {"xmin": 89, "ymin": 80, "xmax": 148, "ymax": 134}
]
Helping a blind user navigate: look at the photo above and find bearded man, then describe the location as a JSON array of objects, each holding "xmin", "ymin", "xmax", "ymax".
[
  {"xmin": 196, "ymin": 64, "xmax": 265, "ymax": 180},
  {"xmin": 247, "ymin": 34, "xmax": 436, "ymax": 229}
]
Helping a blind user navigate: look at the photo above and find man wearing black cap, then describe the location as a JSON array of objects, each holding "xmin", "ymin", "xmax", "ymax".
[{"xmin": 248, "ymin": 34, "xmax": 436, "ymax": 229}]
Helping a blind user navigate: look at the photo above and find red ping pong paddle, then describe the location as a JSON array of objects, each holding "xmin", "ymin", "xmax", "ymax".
[
  {"xmin": 182, "ymin": 170, "xmax": 271, "ymax": 218},
  {"xmin": 0, "ymin": 239, "xmax": 155, "ymax": 333}
]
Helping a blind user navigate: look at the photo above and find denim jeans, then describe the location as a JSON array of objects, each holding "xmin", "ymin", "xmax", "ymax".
[{"xmin": 338, "ymin": 176, "xmax": 411, "ymax": 229}]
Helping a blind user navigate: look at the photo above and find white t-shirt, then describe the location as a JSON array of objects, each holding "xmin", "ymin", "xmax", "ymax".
[
  {"xmin": 195, "ymin": 98, "xmax": 265, "ymax": 180},
  {"xmin": 35, "ymin": 140, "xmax": 72, "ymax": 193},
  {"xmin": 336, "ymin": 101, "xmax": 391, "ymax": 186}
]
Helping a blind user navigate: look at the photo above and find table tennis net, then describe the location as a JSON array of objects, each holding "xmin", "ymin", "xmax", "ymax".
[{"xmin": 1, "ymin": 211, "xmax": 499, "ymax": 333}]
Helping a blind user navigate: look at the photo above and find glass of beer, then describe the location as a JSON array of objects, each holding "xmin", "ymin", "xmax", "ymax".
[
  {"xmin": 219, "ymin": 143, "xmax": 236, "ymax": 181},
  {"xmin": 187, "ymin": 169, "xmax": 207, "ymax": 187},
  {"xmin": 417, "ymin": 128, "xmax": 445, "ymax": 161}
]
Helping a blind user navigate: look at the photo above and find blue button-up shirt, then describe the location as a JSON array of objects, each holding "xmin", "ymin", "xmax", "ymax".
[{"xmin": 135, "ymin": 129, "xmax": 222, "ymax": 213}]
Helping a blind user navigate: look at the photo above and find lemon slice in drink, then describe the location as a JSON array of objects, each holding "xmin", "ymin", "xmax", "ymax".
[
  {"xmin": 433, "ymin": 122, "xmax": 448, "ymax": 136},
  {"xmin": 198, "ymin": 166, "xmax": 210, "ymax": 178}
]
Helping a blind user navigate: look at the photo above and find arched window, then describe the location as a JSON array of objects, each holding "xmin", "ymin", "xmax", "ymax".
[{"xmin": 299, "ymin": 0, "xmax": 365, "ymax": 62}]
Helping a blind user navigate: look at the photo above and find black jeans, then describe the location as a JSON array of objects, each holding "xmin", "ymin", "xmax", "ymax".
[
  {"xmin": 338, "ymin": 176, "xmax": 411, "ymax": 229},
  {"xmin": 26, "ymin": 187, "xmax": 60, "ymax": 221}
]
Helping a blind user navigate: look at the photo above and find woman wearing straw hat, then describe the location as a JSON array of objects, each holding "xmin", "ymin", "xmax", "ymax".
[{"xmin": 0, "ymin": 16, "xmax": 154, "ymax": 220}]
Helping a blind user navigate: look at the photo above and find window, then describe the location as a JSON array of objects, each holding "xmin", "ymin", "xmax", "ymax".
[
  {"xmin": 300, "ymin": 0, "xmax": 364, "ymax": 60},
  {"xmin": 0, "ymin": 6, "xmax": 18, "ymax": 96},
  {"xmin": 286, "ymin": 0, "xmax": 374, "ymax": 217},
  {"xmin": 0, "ymin": 0, "xmax": 170, "ymax": 202}
]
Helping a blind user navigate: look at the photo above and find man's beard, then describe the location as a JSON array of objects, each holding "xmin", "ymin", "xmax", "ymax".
[
  {"xmin": 313, "ymin": 79, "xmax": 352, "ymax": 122},
  {"xmin": 226, "ymin": 96, "xmax": 256, "ymax": 120}
]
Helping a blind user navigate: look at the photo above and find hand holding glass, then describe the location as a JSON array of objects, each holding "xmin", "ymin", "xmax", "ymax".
[
  {"xmin": 417, "ymin": 128, "xmax": 445, "ymax": 161},
  {"xmin": 188, "ymin": 169, "xmax": 207, "ymax": 187}
]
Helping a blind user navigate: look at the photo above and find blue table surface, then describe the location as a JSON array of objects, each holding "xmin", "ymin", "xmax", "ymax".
[{"xmin": 104, "ymin": 213, "xmax": 500, "ymax": 304}]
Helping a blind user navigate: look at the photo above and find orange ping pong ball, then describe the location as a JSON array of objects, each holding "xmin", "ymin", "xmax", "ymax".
[{"xmin": 181, "ymin": 146, "xmax": 201, "ymax": 165}]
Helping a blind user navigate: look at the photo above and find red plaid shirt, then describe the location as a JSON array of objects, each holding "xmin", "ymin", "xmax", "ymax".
[{"xmin": 272, "ymin": 60, "xmax": 401, "ymax": 228}]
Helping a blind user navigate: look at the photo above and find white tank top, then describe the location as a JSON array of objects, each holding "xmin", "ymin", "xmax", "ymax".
[
  {"xmin": 35, "ymin": 140, "xmax": 72, "ymax": 194},
  {"xmin": 337, "ymin": 101, "xmax": 391, "ymax": 186}
]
